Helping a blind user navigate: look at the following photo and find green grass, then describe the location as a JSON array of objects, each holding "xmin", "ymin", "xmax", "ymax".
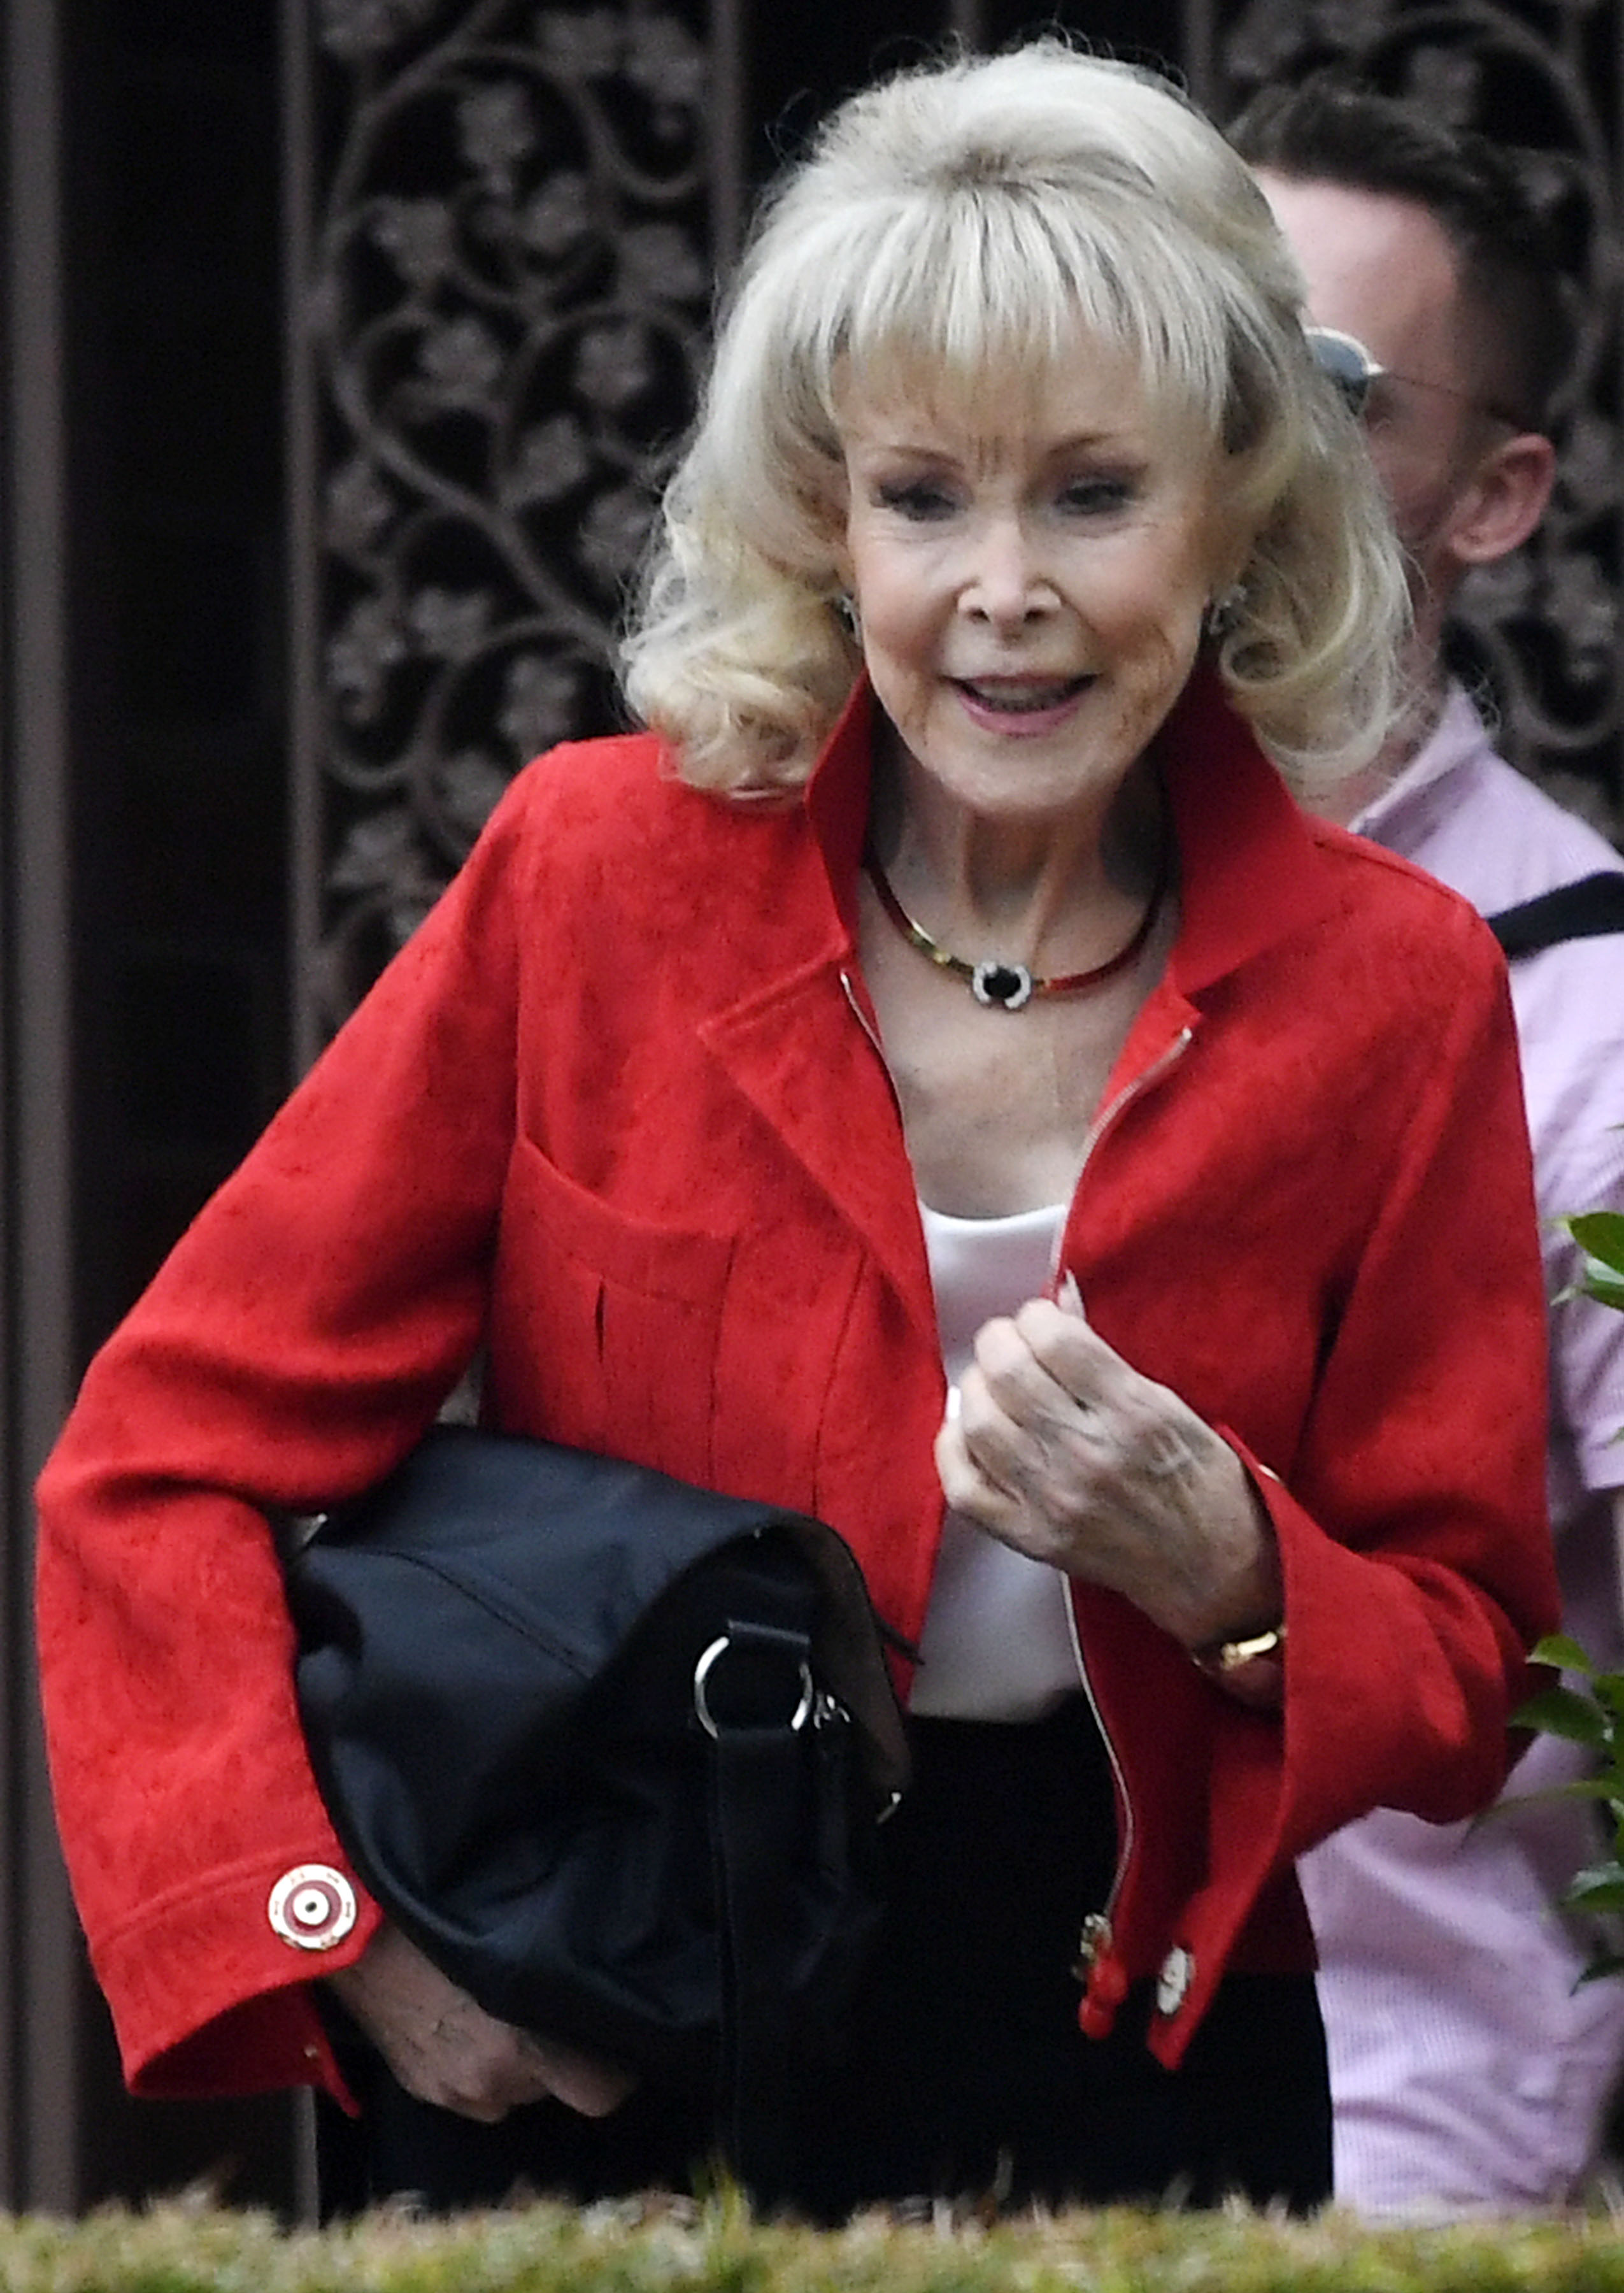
[{"xmin": 4, "ymin": 2194, "xmax": 1624, "ymax": 2293}]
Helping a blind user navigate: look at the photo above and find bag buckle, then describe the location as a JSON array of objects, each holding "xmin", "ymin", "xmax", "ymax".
[{"xmin": 693, "ymin": 1627, "xmax": 815, "ymax": 1738}]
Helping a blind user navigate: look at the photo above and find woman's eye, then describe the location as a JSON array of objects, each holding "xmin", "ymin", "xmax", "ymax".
[
  {"xmin": 874, "ymin": 480, "xmax": 958, "ymax": 521},
  {"xmin": 1058, "ymin": 476, "xmax": 1134, "ymax": 515}
]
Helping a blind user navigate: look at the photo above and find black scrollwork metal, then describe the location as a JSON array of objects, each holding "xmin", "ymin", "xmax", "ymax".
[
  {"xmin": 299, "ymin": 0, "xmax": 713, "ymax": 1023},
  {"xmin": 296, "ymin": 2, "xmax": 1620, "ymax": 1035}
]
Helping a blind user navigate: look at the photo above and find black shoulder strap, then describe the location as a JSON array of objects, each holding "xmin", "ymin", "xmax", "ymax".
[{"xmin": 1486, "ymin": 871, "xmax": 1624, "ymax": 959}]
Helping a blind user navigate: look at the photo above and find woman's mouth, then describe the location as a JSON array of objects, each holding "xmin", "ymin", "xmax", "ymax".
[{"xmin": 952, "ymin": 675, "xmax": 1095, "ymax": 729}]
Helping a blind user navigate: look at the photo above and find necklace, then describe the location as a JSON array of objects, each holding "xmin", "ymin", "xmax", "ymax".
[{"xmin": 864, "ymin": 844, "xmax": 1167, "ymax": 1011}]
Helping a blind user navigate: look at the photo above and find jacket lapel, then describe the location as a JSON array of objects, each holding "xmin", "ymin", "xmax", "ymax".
[{"xmin": 698, "ymin": 684, "xmax": 939, "ymax": 1343}]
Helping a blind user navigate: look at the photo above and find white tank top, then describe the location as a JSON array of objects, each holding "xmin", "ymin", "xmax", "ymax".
[{"xmin": 910, "ymin": 1198, "xmax": 1083, "ymax": 1720}]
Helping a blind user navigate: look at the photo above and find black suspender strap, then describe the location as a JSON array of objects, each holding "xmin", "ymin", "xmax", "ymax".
[{"xmin": 1486, "ymin": 871, "xmax": 1624, "ymax": 959}]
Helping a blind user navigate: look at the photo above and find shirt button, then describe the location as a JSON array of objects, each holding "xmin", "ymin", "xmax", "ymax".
[
  {"xmin": 1155, "ymin": 1944, "xmax": 1194, "ymax": 2017},
  {"xmin": 267, "ymin": 1864, "xmax": 357, "ymax": 1951}
]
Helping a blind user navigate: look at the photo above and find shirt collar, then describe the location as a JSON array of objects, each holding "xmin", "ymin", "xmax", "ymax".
[{"xmin": 1351, "ymin": 682, "xmax": 1486, "ymax": 840}]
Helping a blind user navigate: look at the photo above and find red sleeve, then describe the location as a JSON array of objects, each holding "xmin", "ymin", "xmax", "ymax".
[
  {"xmin": 35, "ymin": 761, "xmax": 546, "ymax": 2101},
  {"xmin": 1132, "ymin": 916, "xmax": 1560, "ymax": 2068},
  {"xmin": 1268, "ymin": 932, "xmax": 1558, "ymax": 1846}
]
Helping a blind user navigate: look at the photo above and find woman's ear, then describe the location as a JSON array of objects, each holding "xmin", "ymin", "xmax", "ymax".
[{"xmin": 1445, "ymin": 430, "xmax": 1557, "ymax": 571}]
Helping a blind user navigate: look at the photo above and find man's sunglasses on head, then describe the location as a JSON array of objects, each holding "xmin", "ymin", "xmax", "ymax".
[{"xmin": 1304, "ymin": 324, "xmax": 1524, "ymax": 430}]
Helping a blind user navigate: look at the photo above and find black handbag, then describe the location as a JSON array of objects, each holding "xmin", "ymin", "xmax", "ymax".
[{"xmin": 286, "ymin": 1426, "xmax": 910, "ymax": 2152}]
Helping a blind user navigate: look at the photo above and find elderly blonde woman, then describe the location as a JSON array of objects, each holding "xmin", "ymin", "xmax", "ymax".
[{"xmin": 37, "ymin": 39, "xmax": 1555, "ymax": 2217}]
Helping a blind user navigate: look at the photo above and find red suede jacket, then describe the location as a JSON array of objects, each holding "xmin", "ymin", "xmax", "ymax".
[{"xmin": 36, "ymin": 673, "xmax": 1558, "ymax": 2104}]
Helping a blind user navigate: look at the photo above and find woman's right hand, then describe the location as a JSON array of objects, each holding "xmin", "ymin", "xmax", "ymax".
[{"xmin": 325, "ymin": 1920, "xmax": 637, "ymax": 2123}]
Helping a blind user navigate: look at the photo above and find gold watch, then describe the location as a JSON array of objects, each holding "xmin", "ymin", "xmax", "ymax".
[{"xmin": 1191, "ymin": 1621, "xmax": 1286, "ymax": 1678}]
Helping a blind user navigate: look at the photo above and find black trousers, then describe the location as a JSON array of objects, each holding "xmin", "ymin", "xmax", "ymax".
[{"xmin": 319, "ymin": 1701, "xmax": 1330, "ymax": 2219}]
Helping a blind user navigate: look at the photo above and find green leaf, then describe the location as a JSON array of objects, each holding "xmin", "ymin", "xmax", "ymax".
[
  {"xmin": 1562, "ymin": 1862, "xmax": 1624, "ymax": 1911},
  {"xmin": 1529, "ymin": 1631, "xmax": 1596, "ymax": 1675},
  {"xmin": 1576, "ymin": 1952, "xmax": 1624, "ymax": 1988},
  {"xmin": 1566, "ymin": 1210, "xmax": 1624, "ymax": 1276},
  {"xmin": 1513, "ymin": 1685, "xmax": 1607, "ymax": 1743}
]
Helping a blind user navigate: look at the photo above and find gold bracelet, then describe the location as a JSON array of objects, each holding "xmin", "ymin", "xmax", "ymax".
[{"xmin": 1191, "ymin": 1622, "xmax": 1286, "ymax": 1678}]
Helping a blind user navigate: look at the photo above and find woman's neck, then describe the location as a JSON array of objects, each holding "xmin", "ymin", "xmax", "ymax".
[{"xmin": 867, "ymin": 729, "xmax": 1169, "ymax": 971}]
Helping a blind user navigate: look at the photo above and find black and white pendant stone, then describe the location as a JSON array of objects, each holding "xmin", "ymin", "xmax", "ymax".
[{"xmin": 971, "ymin": 959, "xmax": 1035, "ymax": 1010}]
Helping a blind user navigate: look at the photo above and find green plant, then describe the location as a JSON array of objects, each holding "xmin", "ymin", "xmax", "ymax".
[
  {"xmin": 1565, "ymin": 1211, "xmax": 1624, "ymax": 1317},
  {"xmin": 1511, "ymin": 1210, "xmax": 1624, "ymax": 1978}
]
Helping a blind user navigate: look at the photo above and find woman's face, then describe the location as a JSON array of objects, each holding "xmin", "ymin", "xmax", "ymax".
[{"xmin": 834, "ymin": 342, "xmax": 1237, "ymax": 826}]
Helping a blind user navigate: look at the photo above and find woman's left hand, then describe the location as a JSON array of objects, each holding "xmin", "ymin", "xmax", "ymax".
[{"xmin": 934, "ymin": 1293, "xmax": 1281, "ymax": 1653}]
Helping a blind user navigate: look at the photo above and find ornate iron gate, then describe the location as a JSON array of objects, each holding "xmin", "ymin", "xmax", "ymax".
[{"xmin": 288, "ymin": 0, "xmax": 1623, "ymax": 1051}]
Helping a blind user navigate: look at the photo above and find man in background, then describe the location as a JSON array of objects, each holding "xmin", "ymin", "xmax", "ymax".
[{"xmin": 1230, "ymin": 77, "xmax": 1624, "ymax": 2214}]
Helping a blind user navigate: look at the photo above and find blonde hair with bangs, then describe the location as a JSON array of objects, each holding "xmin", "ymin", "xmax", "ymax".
[{"xmin": 620, "ymin": 39, "xmax": 1409, "ymax": 799}]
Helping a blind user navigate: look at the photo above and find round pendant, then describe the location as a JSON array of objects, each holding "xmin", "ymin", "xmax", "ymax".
[{"xmin": 971, "ymin": 959, "xmax": 1034, "ymax": 1011}]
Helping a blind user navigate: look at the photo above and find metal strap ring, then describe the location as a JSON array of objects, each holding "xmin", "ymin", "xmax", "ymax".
[{"xmin": 693, "ymin": 1631, "xmax": 815, "ymax": 1739}]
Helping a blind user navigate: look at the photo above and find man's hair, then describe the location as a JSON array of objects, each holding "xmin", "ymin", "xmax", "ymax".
[
  {"xmin": 622, "ymin": 38, "xmax": 1409, "ymax": 799},
  {"xmin": 1228, "ymin": 74, "xmax": 1574, "ymax": 435}
]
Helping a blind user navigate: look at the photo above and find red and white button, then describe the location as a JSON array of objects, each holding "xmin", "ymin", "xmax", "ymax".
[
  {"xmin": 1155, "ymin": 1944, "xmax": 1195, "ymax": 2017},
  {"xmin": 267, "ymin": 1864, "xmax": 357, "ymax": 1951}
]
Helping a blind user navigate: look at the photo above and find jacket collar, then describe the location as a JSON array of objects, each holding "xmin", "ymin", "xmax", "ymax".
[
  {"xmin": 1152, "ymin": 667, "xmax": 1338, "ymax": 996},
  {"xmin": 803, "ymin": 675, "xmax": 881, "ymax": 948},
  {"xmin": 799, "ymin": 664, "xmax": 1340, "ymax": 999},
  {"xmin": 697, "ymin": 669, "xmax": 1341, "ymax": 1331}
]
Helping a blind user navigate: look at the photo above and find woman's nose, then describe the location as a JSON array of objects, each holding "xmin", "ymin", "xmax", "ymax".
[{"xmin": 960, "ymin": 517, "xmax": 1056, "ymax": 625}]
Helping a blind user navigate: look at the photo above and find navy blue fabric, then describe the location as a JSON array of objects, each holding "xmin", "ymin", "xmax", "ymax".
[{"xmin": 319, "ymin": 1700, "xmax": 1329, "ymax": 2219}]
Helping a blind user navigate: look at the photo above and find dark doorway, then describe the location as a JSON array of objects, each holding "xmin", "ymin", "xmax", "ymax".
[{"xmin": 57, "ymin": 0, "xmax": 297, "ymax": 2214}]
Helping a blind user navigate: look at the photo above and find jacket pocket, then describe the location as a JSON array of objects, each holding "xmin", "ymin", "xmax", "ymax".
[{"xmin": 489, "ymin": 1134, "xmax": 735, "ymax": 1487}]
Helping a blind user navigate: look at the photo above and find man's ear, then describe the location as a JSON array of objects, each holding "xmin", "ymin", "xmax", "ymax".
[{"xmin": 1444, "ymin": 430, "xmax": 1558, "ymax": 571}]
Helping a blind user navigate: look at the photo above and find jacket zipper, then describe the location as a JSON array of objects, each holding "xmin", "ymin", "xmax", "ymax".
[
  {"xmin": 839, "ymin": 968, "xmax": 887, "ymax": 1068},
  {"xmin": 1051, "ymin": 1026, "xmax": 1194, "ymax": 2016},
  {"xmin": 841, "ymin": 963, "xmax": 1192, "ymax": 2021}
]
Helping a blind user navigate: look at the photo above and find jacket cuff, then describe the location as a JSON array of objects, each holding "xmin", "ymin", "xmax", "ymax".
[{"xmin": 93, "ymin": 1848, "xmax": 380, "ymax": 2104}]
